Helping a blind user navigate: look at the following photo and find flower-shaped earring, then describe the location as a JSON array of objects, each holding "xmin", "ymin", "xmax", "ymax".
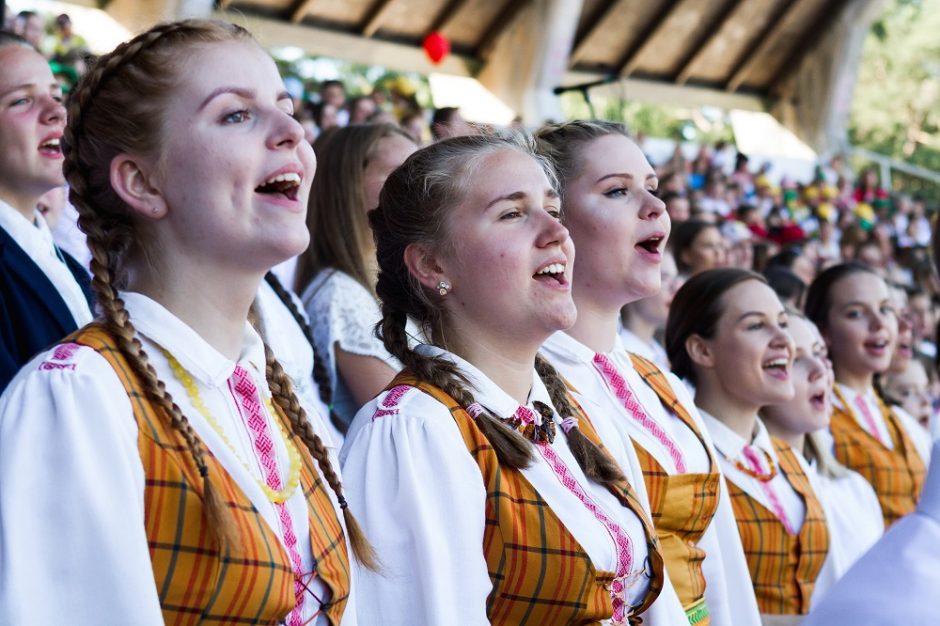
[{"xmin": 437, "ymin": 281, "xmax": 451, "ymax": 296}]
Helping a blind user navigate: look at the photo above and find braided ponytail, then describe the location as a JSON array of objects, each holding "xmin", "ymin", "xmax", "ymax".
[
  {"xmin": 61, "ymin": 20, "xmax": 256, "ymax": 551},
  {"xmin": 263, "ymin": 272, "xmax": 348, "ymax": 435},
  {"xmin": 534, "ymin": 356, "xmax": 625, "ymax": 486}
]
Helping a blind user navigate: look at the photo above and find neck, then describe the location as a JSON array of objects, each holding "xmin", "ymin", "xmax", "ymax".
[
  {"xmin": 833, "ymin": 366, "xmax": 873, "ymax": 394},
  {"xmin": 0, "ymin": 191, "xmax": 41, "ymax": 222},
  {"xmin": 128, "ymin": 262, "xmax": 262, "ymax": 360},
  {"xmin": 565, "ymin": 295, "xmax": 620, "ymax": 354},
  {"xmin": 622, "ymin": 311, "xmax": 657, "ymax": 343},
  {"xmin": 763, "ymin": 418, "xmax": 805, "ymax": 451},
  {"xmin": 445, "ymin": 323, "xmax": 538, "ymax": 406},
  {"xmin": 695, "ymin": 380, "xmax": 760, "ymax": 442}
]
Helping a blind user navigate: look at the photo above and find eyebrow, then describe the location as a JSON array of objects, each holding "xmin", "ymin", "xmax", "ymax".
[
  {"xmin": 736, "ymin": 311, "xmax": 769, "ymax": 322},
  {"xmin": 198, "ymin": 87, "xmax": 292, "ymax": 111},
  {"xmin": 595, "ymin": 172, "xmax": 659, "ymax": 184},
  {"xmin": 0, "ymin": 82, "xmax": 61, "ymax": 98},
  {"xmin": 485, "ymin": 188, "xmax": 559, "ymax": 210}
]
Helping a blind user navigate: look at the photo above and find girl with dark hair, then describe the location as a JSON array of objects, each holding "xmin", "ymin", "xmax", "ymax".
[
  {"xmin": 670, "ymin": 219, "xmax": 727, "ymax": 276},
  {"xmin": 0, "ymin": 20, "xmax": 370, "ymax": 624},
  {"xmin": 536, "ymin": 120, "xmax": 759, "ymax": 626},
  {"xmin": 805, "ymin": 262, "xmax": 927, "ymax": 526},
  {"xmin": 0, "ymin": 32, "xmax": 94, "ymax": 391},
  {"xmin": 666, "ymin": 268, "xmax": 830, "ymax": 620},
  {"xmin": 759, "ymin": 312, "xmax": 883, "ymax": 605},
  {"xmin": 341, "ymin": 133, "xmax": 668, "ymax": 625},
  {"xmin": 295, "ymin": 124, "xmax": 418, "ymax": 431}
]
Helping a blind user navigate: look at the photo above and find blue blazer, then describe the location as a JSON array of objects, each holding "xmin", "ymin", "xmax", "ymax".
[{"xmin": 0, "ymin": 225, "xmax": 94, "ymax": 392}]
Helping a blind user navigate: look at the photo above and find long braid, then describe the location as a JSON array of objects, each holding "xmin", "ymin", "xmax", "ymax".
[
  {"xmin": 378, "ymin": 307, "xmax": 533, "ymax": 469},
  {"xmin": 62, "ymin": 21, "xmax": 253, "ymax": 552},
  {"xmin": 534, "ymin": 355, "xmax": 626, "ymax": 486},
  {"xmin": 263, "ymin": 272, "xmax": 347, "ymax": 435},
  {"xmin": 263, "ymin": 345, "xmax": 379, "ymax": 570}
]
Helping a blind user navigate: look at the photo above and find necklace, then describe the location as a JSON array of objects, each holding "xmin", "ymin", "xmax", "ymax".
[
  {"xmin": 163, "ymin": 350, "xmax": 302, "ymax": 504},
  {"xmin": 733, "ymin": 446, "xmax": 778, "ymax": 482}
]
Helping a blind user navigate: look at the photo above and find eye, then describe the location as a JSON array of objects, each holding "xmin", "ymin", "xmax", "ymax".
[
  {"xmin": 9, "ymin": 96, "xmax": 30, "ymax": 107},
  {"xmin": 846, "ymin": 309, "xmax": 862, "ymax": 319},
  {"xmin": 499, "ymin": 209, "xmax": 522, "ymax": 220},
  {"xmin": 546, "ymin": 207, "xmax": 562, "ymax": 220},
  {"xmin": 747, "ymin": 321, "xmax": 765, "ymax": 331},
  {"xmin": 880, "ymin": 305, "xmax": 894, "ymax": 316},
  {"xmin": 603, "ymin": 187, "xmax": 628, "ymax": 198},
  {"xmin": 222, "ymin": 109, "xmax": 252, "ymax": 124}
]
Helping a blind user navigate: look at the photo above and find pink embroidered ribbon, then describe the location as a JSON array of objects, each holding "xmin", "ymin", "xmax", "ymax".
[
  {"xmin": 229, "ymin": 365, "xmax": 307, "ymax": 626},
  {"xmin": 854, "ymin": 394, "xmax": 886, "ymax": 445},
  {"xmin": 593, "ymin": 353, "xmax": 687, "ymax": 473},
  {"xmin": 741, "ymin": 444, "xmax": 796, "ymax": 535},
  {"xmin": 372, "ymin": 385, "xmax": 412, "ymax": 420},
  {"xmin": 521, "ymin": 405, "xmax": 636, "ymax": 625}
]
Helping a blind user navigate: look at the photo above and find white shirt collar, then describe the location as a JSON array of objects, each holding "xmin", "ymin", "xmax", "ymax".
[
  {"xmin": 414, "ymin": 343, "xmax": 557, "ymax": 421},
  {"xmin": 0, "ymin": 197, "xmax": 56, "ymax": 253},
  {"xmin": 121, "ymin": 291, "xmax": 266, "ymax": 388},
  {"xmin": 543, "ymin": 330, "xmax": 629, "ymax": 363},
  {"xmin": 700, "ymin": 408, "xmax": 775, "ymax": 460}
]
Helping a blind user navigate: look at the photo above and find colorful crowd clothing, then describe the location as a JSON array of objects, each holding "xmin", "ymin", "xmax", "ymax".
[
  {"xmin": 341, "ymin": 344, "xmax": 675, "ymax": 625},
  {"xmin": 831, "ymin": 384, "xmax": 927, "ymax": 526},
  {"xmin": 804, "ymin": 439, "xmax": 940, "ymax": 626},
  {"xmin": 0, "ymin": 293, "xmax": 355, "ymax": 625},
  {"xmin": 703, "ymin": 414, "xmax": 830, "ymax": 615},
  {"xmin": 543, "ymin": 331, "xmax": 761, "ymax": 626},
  {"xmin": 301, "ymin": 268, "xmax": 414, "ymax": 428},
  {"xmin": 0, "ymin": 198, "xmax": 93, "ymax": 391}
]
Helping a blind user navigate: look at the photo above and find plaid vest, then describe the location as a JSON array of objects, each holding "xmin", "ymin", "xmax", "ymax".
[
  {"xmin": 629, "ymin": 354, "xmax": 718, "ymax": 626},
  {"xmin": 727, "ymin": 438, "xmax": 829, "ymax": 615},
  {"xmin": 830, "ymin": 389, "xmax": 925, "ymax": 527},
  {"xmin": 72, "ymin": 325, "xmax": 351, "ymax": 625},
  {"xmin": 394, "ymin": 375, "xmax": 664, "ymax": 625}
]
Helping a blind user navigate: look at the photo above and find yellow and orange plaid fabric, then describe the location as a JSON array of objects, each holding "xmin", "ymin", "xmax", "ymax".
[
  {"xmin": 728, "ymin": 438, "xmax": 829, "ymax": 615},
  {"xmin": 629, "ymin": 354, "xmax": 718, "ymax": 625},
  {"xmin": 830, "ymin": 392, "xmax": 926, "ymax": 527},
  {"xmin": 73, "ymin": 325, "xmax": 351, "ymax": 625},
  {"xmin": 396, "ymin": 375, "xmax": 664, "ymax": 626}
]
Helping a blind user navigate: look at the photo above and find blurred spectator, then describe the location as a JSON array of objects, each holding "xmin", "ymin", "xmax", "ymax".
[
  {"xmin": 400, "ymin": 110, "xmax": 427, "ymax": 145},
  {"xmin": 671, "ymin": 219, "xmax": 727, "ymax": 276},
  {"xmin": 348, "ymin": 95, "xmax": 376, "ymax": 125},
  {"xmin": 319, "ymin": 79, "xmax": 348, "ymax": 126},
  {"xmin": 45, "ymin": 14, "xmax": 87, "ymax": 60},
  {"xmin": 430, "ymin": 106, "xmax": 471, "ymax": 140},
  {"xmin": 15, "ymin": 11, "xmax": 43, "ymax": 50},
  {"xmin": 661, "ymin": 191, "xmax": 690, "ymax": 224}
]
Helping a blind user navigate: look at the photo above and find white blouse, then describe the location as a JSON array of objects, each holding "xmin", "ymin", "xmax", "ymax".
[
  {"xmin": 0, "ymin": 292, "xmax": 355, "ymax": 626},
  {"xmin": 806, "ymin": 454, "xmax": 883, "ymax": 607},
  {"xmin": 542, "ymin": 331, "xmax": 761, "ymax": 626},
  {"xmin": 0, "ymin": 197, "xmax": 92, "ymax": 327},
  {"xmin": 300, "ymin": 269, "xmax": 405, "ymax": 427},
  {"xmin": 618, "ymin": 326, "xmax": 669, "ymax": 372},
  {"xmin": 702, "ymin": 413, "xmax": 807, "ymax": 535},
  {"xmin": 340, "ymin": 344, "xmax": 673, "ymax": 625}
]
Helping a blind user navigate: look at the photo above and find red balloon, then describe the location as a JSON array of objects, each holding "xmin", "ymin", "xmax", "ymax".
[{"xmin": 422, "ymin": 31, "xmax": 450, "ymax": 65}]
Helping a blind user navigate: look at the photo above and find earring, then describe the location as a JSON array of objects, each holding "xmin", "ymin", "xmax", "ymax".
[
  {"xmin": 437, "ymin": 281, "xmax": 451, "ymax": 296},
  {"xmin": 151, "ymin": 206, "xmax": 158, "ymax": 215}
]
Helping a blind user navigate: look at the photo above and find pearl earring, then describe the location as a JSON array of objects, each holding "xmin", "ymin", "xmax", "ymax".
[{"xmin": 437, "ymin": 281, "xmax": 451, "ymax": 296}]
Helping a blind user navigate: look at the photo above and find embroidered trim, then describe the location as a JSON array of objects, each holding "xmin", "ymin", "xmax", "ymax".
[
  {"xmin": 593, "ymin": 353, "xmax": 688, "ymax": 473},
  {"xmin": 510, "ymin": 403, "xmax": 556, "ymax": 444},
  {"xmin": 740, "ymin": 444, "xmax": 795, "ymax": 535},
  {"xmin": 39, "ymin": 342, "xmax": 81, "ymax": 371},
  {"xmin": 536, "ymin": 442, "xmax": 636, "ymax": 625},
  {"xmin": 371, "ymin": 385, "xmax": 413, "ymax": 420}
]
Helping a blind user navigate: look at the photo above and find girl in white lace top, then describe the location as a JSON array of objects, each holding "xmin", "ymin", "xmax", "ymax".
[{"xmin": 295, "ymin": 124, "xmax": 417, "ymax": 430}]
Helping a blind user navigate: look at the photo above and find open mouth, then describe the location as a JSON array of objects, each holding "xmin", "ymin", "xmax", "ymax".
[
  {"xmin": 809, "ymin": 390, "xmax": 827, "ymax": 411},
  {"xmin": 38, "ymin": 137, "xmax": 62, "ymax": 157},
  {"xmin": 762, "ymin": 357, "xmax": 790, "ymax": 379},
  {"xmin": 864, "ymin": 340, "xmax": 889, "ymax": 356},
  {"xmin": 534, "ymin": 262, "xmax": 567, "ymax": 286},
  {"xmin": 636, "ymin": 234, "xmax": 663, "ymax": 255},
  {"xmin": 255, "ymin": 172, "xmax": 301, "ymax": 202}
]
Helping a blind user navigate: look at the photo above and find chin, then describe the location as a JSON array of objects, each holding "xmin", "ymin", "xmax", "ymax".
[{"xmin": 543, "ymin": 305, "xmax": 578, "ymax": 332}]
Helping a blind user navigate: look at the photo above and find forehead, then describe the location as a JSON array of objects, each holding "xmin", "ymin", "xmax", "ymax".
[
  {"xmin": 173, "ymin": 41, "xmax": 281, "ymax": 106},
  {"xmin": 0, "ymin": 45, "xmax": 55, "ymax": 90},
  {"xmin": 721, "ymin": 280, "xmax": 783, "ymax": 320},
  {"xmin": 578, "ymin": 134, "xmax": 652, "ymax": 179},
  {"xmin": 788, "ymin": 316, "xmax": 818, "ymax": 348},
  {"xmin": 460, "ymin": 148, "xmax": 552, "ymax": 206},
  {"xmin": 831, "ymin": 271, "xmax": 888, "ymax": 304}
]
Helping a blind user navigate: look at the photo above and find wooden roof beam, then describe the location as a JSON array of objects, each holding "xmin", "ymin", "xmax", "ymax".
[
  {"xmin": 361, "ymin": 0, "xmax": 397, "ymax": 37},
  {"xmin": 724, "ymin": 0, "xmax": 805, "ymax": 91},
  {"xmin": 429, "ymin": 0, "xmax": 471, "ymax": 34},
  {"xmin": 674, "ymin": 0, "xmax": 745, "ymax": 85},
  {"xmin": 616, "ymin": 0, "xmax": 686, "ymax": 78},
  {"xmin": 768, "ymin": 0, "xmax": 853, "ymax": 94},
  {"xmin": 570, "ymin": 0, "xmax": 624, "ymax": 65},
  {"xmin": 288, "ymin": 0, "xmax": 317, "ymax": 24},
  {"xmin": 476, "ymin": 0, "xmax": 533, "ymax": 61}
]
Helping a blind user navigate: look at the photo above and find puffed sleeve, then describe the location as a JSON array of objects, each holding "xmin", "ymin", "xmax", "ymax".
[
  {"xmin": 340, "ymin": 388, "xmax": 491, "ymax": 625},
  {"xmin": 0, "ymin": 345, "xmax": 163, "ymax": 626}
]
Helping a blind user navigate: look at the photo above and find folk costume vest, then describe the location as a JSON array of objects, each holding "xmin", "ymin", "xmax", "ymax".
[
  {"xmin": 629, "ymin": 354, "xmax": 719, "ymax": 626},
  {"xmin": 728, "ymin": 439, "xmax": 829, "ymax": 615},
  {"xmin": 392, "ymin": 374, "xmax": 665, "ymax": 626},
  {"xmin": 71, "ymin": 325, "xmax": 351, "ymax": 625},
  {"xmin": 831, "ymin": 387, "xmax": 926, "ymax": 527}
]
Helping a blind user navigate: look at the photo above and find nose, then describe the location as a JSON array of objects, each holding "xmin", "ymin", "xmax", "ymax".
[
  {"xmin": 268, "ymin": 108, "xmax": 304, "ymax": 150},
  {"xmin": 39, "ymin": 94, "xmax": 65, "ymax": 126},
  {"xmin": 535, "ymin": 209, "xmax": 570, "ymax": 249},
  {"xmin": 773, "ymin": 323, "xmax": 796, "ymax": 356},
  {"xmin": 639, "ymin": 190, "xmax": 666, "ymax": 221},
  {"xmin": 807, "ymin": 355, "xmax": 826, "ymax": 382}
]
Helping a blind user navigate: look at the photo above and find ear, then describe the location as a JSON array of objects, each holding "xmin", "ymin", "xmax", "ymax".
[
  {"xmin": 109, "ymin": 154, "xmax": 167, "ymax": 219},
  {"xmin": 403, "ymin": 242, "xmax": 449, "ymax": 292},
  {"xmin": 685, "ymin": 334, "xmax": 715, "ymax": 369}
]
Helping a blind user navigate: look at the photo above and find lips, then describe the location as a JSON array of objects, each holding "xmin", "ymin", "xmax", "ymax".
[
  {"xmin": 762, "ymin": 356, "xmax": 791, "ymax": 380},
  {"xmin": 255, "ymin": 165, "xmax": 304, "ymax": 203},
  {"xmin": 533, "ymin": 259, "xmax": 570, "ymax": 288},
  {"xmin": 38, "ymin": 135, "xmax": 63, "ymax": 158},
  {"xmin": 635, "ymin": 232, "xmax": 665, "ymax": 261},
  {"xmin": 863, "ymin": 338, "xmax": 890, "ymax": 358}
]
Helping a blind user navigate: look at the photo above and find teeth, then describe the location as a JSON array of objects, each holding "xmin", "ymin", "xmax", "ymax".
[
  {"xmin": 763, "ymin": 358, "xmax": 788, "ymax": 368},
  {"xmin": 536, "ymin": 263, "xmax": 565, "ymax": 275},
  {"xmin": 41, "ymin": 138, "xmax": 60, "ymax": 148},
  {"xmin": 262, "ymin": 172, "xmax": 301, "ymax": 186}
]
